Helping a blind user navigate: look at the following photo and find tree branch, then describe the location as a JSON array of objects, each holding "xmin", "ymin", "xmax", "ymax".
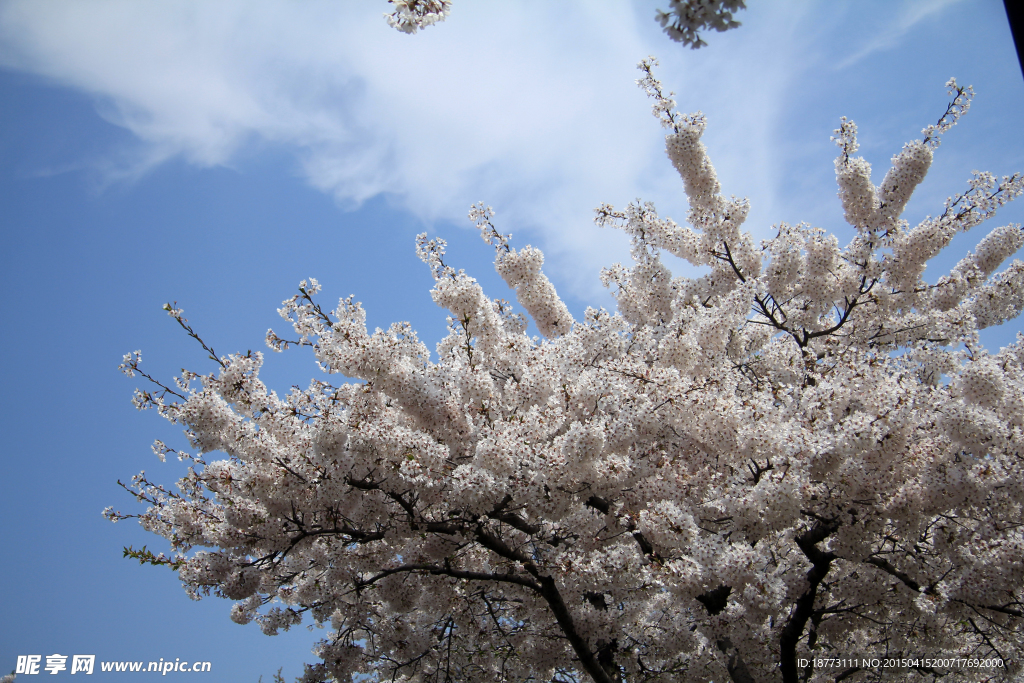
[{"xmin": 780, "ymin": 519, "xmax": 840, "ymax": 683}]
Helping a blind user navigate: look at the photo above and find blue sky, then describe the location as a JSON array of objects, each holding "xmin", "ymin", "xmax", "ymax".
[{"xmin": 1, "ymin": 1, "xmax": 1022, "ymax": 680}]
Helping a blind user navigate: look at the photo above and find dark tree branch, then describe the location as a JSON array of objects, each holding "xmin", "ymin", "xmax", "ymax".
[
  {"xmin": 864, "ymin": 556, "xmax": 924, "ymax": 593},
  {"xmin": 716, "ymin": 639, "xmax": 757, "ymax": 683},
  {"xmin": 356, "ymin": 562, "xmax": 542, "ymax": 593},
  {"xmin": 537, "ymin": 574, "xmax": 616, "ymax": 683},
  {"xmin": 780, "ymin": 519, "xmax": 840, "ymax": 683}
]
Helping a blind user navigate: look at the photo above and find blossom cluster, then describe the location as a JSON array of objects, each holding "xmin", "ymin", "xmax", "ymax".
[
  {"xmin": 114, "ymin": 62, "xmax": 1024, "ymax": 683},
  {"xmin": 384, "ymin": 0, "xmax": 451, "ymax": 34},
  {"xmin": 655, "ymin": 0, "xmax": 747, "ymax": 48}
]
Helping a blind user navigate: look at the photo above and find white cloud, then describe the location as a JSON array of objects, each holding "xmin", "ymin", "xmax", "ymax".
[
  {"xmin": 835, "ymin": 0, "xmax": 964, "ymax": 69},
  {"xmin": 0, "ymin": 0, "xmax": 973, "ymax": 301}
]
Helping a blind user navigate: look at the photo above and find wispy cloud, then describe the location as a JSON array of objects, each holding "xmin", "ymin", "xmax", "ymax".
[
  {"xmin": 836, "ymin": 0, "xmax": 964, "ymax": 69},
  {"xmin": 0, "ymin": 1, "xmax": 870, "ymax": 298}
]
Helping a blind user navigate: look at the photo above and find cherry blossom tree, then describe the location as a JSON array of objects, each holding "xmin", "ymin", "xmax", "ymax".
[{"xmin": 110, "ymin": 59, "xmax": 1024, "ymax": 683}]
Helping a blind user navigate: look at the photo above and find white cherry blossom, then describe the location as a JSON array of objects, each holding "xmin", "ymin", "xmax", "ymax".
[
  {"xmin": 655, "ymin": 0, "xmax": 747, "ymax": 48},
  {"xmin": 384, "ymin": 0, "xmax": 451, "ymax": 34},
  {"xmin": 113, "ymin": 60, "xmax": 1024, "ymax": 683}
]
